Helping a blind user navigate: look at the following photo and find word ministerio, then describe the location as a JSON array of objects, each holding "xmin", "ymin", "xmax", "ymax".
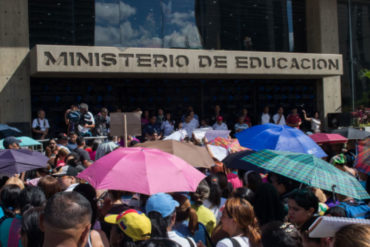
[{"xmin": 44, "ymin": 51, "xmax": 340, "ymax": 71}]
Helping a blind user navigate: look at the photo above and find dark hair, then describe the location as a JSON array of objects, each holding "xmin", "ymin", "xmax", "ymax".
[
  {"xmin": 92, "ymin": 141, "xmax": 100, "ymax": 152},
  {"xmin": 325, "ymin": 206, "xmax": 346, "ymax": 217},
  {"xmin": 261, "ymin": 221, "xmax": 302, "ymax": 247},
  {"xmin": 19, "ymin": 186, "xmax": 46, "ymax": 214},
  {"xmin": 147, "ymin": 211, "xmax": 172, "ymax": 238},
  {"xmin": 0, "ymin": 184, "xmax": 21, "ymax": 217},
  {"xmin": 21, "ymin": 207, "xmax": 44, "ymax": 247},
  {"xmin": 253, "ymin": 183, "xmax": 285, "ymax": 226},
  {"xmin": 43, "ymin": 192, "xmax": 92, "ymax": 229},
  {"xmin": 37, "ymin": 176, "xmax": 61, "ymax": 199},
  {"xmin": 76, "ymin": 136, "xmax": 85, "ymax": 146},
  {"xmin": 215, "ymin": 172, "xmax": 232, "ymax": 198},
  {"xmin": 232, "ymin": 187, "xmax": 254, "ymax": 204},
  {"xmin": 288, "ymin": 189, "xmax": 319, "ymax": 213},
  {"xmin": 244, "ymin": 171, "xmax": 262, "ymax": 193},
  {"xmin": 65, "ymin": 153, "xmax": 82, "ymax": 167},
  {"xmin": 205, "ymin": 175, "xmax": 222, "ymax": 207},
  {"xmin": 268, "ymin": 173, "xmax": 299, "ymax": 194},
  {"xmin": 108, "ymin": 190, "xmax": 126, "ymax": 201},
  {"xmin": 300, "ymin": 216, "xmax": 321, "ymax": 244},
  {"xmin": 73, "ymin": 183, "xmax": 98, "ymax": 228}
]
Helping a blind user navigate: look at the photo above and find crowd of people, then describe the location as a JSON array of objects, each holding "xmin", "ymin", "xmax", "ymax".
[
  {"xmin": 32, "ymin": 103, "xmax": 323, "ymax": 142},
  {"xmin": 0, "ymin": 102, "xmax": 367, "ymax": 246}
]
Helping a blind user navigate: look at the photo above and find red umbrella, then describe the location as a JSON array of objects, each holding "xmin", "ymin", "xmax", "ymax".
[
  {"xmin": 355, "ymin": 138, "xmax": 370, "ymax": 174},
  {"xmin": 309, "ymin": 133, "xmax": 348, "ymax": 144}
]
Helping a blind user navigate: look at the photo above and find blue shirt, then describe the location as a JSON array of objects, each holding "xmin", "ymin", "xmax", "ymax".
[{"xmin": 174, "ymin": 221, "xmax": 207, "ymax": 245}]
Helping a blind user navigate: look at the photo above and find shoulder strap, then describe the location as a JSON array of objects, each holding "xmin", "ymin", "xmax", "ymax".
[
  {"xmin": 230, "ymin": 237, "xmax": 242, "ymax": 247},
  {"xmin": 185, "ymin": 237, "xmax": 195, "ymax": 247}
]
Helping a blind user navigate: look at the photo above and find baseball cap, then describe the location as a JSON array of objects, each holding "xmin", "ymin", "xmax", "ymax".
[
  {"xmin": 105, "ymin": 209, "xmax": 151, "ymax": 242},
  {"xmin": 145, "ymin": 193, "xmax": 179, "ymax": 218},
  {"xmin": 3, "ymin": 136, "xmax": 21, "ymax": 149},
  {"xmin": 217, "ymin": 116, "xmax": 223, "ymax": 121},
  {"xmin": 52, "ymin": 165, "xmax": 78, "ymax": 177},
  {"xmin": 57, "ymin": 133, "xmax": 68, "ymax": 141}
]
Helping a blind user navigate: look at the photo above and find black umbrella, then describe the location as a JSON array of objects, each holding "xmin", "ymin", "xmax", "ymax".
[
  {"xmin": 0, "ymin": 124, "xmax": 22, "ymax": 139},
  {"xmin": 222, "ymin": 150, "xmax": 266, "ymax": 173},
  {"xmin": 331, "ymin": 127, "xmax": 370, "ymax": 140}
]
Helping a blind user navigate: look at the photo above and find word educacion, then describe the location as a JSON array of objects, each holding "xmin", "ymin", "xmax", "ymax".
[{"xmin": 44, "ymin": 51, "xmax": 340, "ymax": 71}]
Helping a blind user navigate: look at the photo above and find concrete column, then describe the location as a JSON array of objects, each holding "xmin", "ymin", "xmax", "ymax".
[
  {"xmin": 306, "ymin": 0, "xmax": 341, "ymax": 129},
  {"xmin": 0, "ymin": 0, "xmax": 31, "ymax": 132}
]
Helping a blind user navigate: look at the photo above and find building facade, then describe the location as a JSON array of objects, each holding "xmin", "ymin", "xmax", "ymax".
[{"xmin": 1, "ymin": 0, "xmax": 368, "ymax": 134}]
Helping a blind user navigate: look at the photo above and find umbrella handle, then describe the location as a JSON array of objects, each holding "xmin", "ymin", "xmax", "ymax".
[{"xmin": 331, "ymin": 185, "xmax": 337, "ymax": 202}]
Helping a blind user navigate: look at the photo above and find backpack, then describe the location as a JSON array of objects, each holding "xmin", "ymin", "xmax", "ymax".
[
  {"xmin": 339, "ymin": 201, "xmax": 370, "ymax": 219},
  {"xmin": 68, "ymin": 111, "xmax": 81, "ymax": 124}
]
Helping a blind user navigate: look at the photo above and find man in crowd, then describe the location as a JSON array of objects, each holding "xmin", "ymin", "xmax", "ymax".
[
  {"xmin": 53, "ymin": 165, "xmax": 79, "ymax": 191},
  {"xmin": 94, "ymin": 107, "xmax": 110, "ymax": 136},
  {"xmin": 182, "ymin": 111, "xmax": 199, "ymax": 137},
  {"xmin": 56, "ymin": 133, "xmax": 70, "ymax": 152},
  {"xmin": 234, "ymin": 115, "xmax": 249, "ymax": 133},
  {"xmin": 78, "ymin": 103, "xmax": 95, "ymax": 136},
  {"xmin": 67, "ymin": 132, "xmax": 78, "ymax": 150},
  {"xmin": 273, "ymin": 106, "xmax": 286, "ymax": 126},
  {"xmin": 261, "ymin": 106, "xmax": 271, "ymax": 124},
  {"xmin": 40, "ymin": 192, "xmax": 92, "ymax": 247},
  {"xmin": 286, "ymin": 107, "xmax": 302, "ymax": 128},
  {"xmin": 213, "ymin": 116, "xmax": 228, "ymax": 130},
  {"xmin": 73, "ymin": 136, "xmax": 92, "ymax": 167},
  {"xmin": 32, "ymin": 109, "xmax": 50, "ymax": 140},
  {"xmin": 143, "ymin": 116, "xmax": 162, "ymax": 140},
  {"xmin": 3, "ymin": 136, "xmax": 20, "ymax": 149}
]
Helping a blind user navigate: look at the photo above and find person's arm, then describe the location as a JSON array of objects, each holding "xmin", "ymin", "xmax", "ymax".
[
  {"xmin": 302, "ymin": 110, "xmax": 311, "ymax": 121},
  {"xmin": 90, "ymin": 229, "xmax": 110, "ymax": 247},
  {"xmin": 64, "ymin": 109, "xmax": 71, "ymax": 125}
]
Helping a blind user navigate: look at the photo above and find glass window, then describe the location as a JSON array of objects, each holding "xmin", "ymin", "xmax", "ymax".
[{"xmin": 29, "ymin": 0, "xmax": 306, "ymax": 52}]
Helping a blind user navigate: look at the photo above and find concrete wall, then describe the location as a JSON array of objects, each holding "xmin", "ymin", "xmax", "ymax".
[
  {"xmin": 0, "ymin": 0, "xmax": 31, "ymax": 131},
  {"xmin": 306, "ymin": 0, "xmax": 342, "ymax": 128}
]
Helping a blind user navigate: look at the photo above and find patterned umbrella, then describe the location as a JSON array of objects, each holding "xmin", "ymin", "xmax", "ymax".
[
  {"xmin": 241, "ymin": 149, "xmax": 370, "ymax": 200},
  {"xmin": 355, "ymin": 138, "xmax": 370, "ymax": 174},
  {"xmin": 209, "ymin": 137, "xmax": 250, "ymax": 153}
]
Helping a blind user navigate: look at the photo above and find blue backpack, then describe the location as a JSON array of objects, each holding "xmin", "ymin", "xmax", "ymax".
[{"xmin": 339, "ymin": 201, "xmax": 370, "ymax": 219}]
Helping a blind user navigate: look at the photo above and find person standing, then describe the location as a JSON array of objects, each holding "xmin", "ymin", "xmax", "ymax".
[
  {"xmin": 261, "ymin": 106, "xmax": 271, "ymax": 124},
  {"xmin": 94, "ymin": 107, "xmax": 110, "ymax": 136},
  {"xmin": 234, "ymin": 116, "xmax": 249, "ymax": 133},
  {"xmin": 286, "ymin": 108, "xmax": 302, "ymax": 129},
  {"xmin": 213, "ymin": 116, "xmax": 228, "ymax": 130},
  {"xmin": 78, "ymin": 103, "xmax": 95, "ymax": 136},
  {"xmin": 273, "ymin": 107, "xmax": 286, "ymax": 126},
  {"xmin": 32, "ymin": 109, "xmax": 50, "ymax": 139},
  {"xmin": 161, "ymin": 112, "xmax": 175, "ymax": 137},
  {"xmin": 302, "ymin": 110, "xmax": 321, "ymax": 133}
]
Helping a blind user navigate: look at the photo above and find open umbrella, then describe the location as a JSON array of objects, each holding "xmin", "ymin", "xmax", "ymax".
[
  {"xmin": 0, "ymin": 149, "xmax": 49, "ymax": 176},
  {"xmin": 77, "ymin": 147, "xmax": 206, "ymax": 195},
  {"xmin": 355, "ymin": 138, "xmax": 370, "ymax": 174},
  {"xmin": 0, "ymin": 124, "xmax": 21, "ymax": 138},
  {"xmin": 331, "ymin": 127, "xmax": 370, "ymax": 140},
  {"xmin": 241, "ymin": 149, "xmax": 370, "ymax": 200},
  {"xmin": 0, "ymin": 136, "xmax": 41, "ymax": 149},
  {"xmin": 136, "ymin": 140, "xmax": 214, "ymax": 168},
  {"xmin": 222, "ymin": 150, "xmax": 266, "ymax": 173},
  {"xmin": 236, "ymin": 124, "xmax": 327, "ymax": 158},
  {"xmin": 309, "ymin": 133, "xmax": 348, "ymax": 144},
  {"xmin": 209, "ymin": 137, "xmax": 249, "ymax": 153}
]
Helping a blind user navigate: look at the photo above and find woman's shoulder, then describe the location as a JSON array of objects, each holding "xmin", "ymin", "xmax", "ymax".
[{"xmin": 216, "ymin": 236, "xmax": 250, "ymax": 247}]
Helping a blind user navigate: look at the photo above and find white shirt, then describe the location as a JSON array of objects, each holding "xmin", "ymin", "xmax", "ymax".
[
  {"xmin": 212, "ymin": 122, "xmax": 228, "ymax": 130},
  {"xmin": 273, "ymin": 114, "xmax": 286, "ymax": 125},
  {"xmin": 32, "ymin": 118, "xmax": 50, "ymax": 131},
  {"xmin": 161, "ymin": 120, "xmax": 175, "ymax": 137},
  {"xmin": 261, "ymin": 113, "xmax": 270, "ymax": 124},
  {"xmin": 168, "ymin": 231, "xmax": 197, "ymax": 247},
  {"xmin": 311, "ymin": 118, "xmax": 321, "ymax": 133},
  {"xmin": 216, "ymin": 236, "xmax": 250, "ymax": 247},
  {"xmin": 183, "ymin": 118, "xmax": 199, "ymax": 136}
]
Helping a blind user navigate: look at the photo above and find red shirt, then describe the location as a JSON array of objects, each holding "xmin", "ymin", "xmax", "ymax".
[{"xmin": 286, "ymin": 114, "xmax": 302, "ymax": 128}]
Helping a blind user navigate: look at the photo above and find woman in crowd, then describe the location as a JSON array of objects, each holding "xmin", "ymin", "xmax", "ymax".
[
  {"xmin": 332, "ymin": 224, "xmax": 370, "ymax": 247},
  {"xmin": 302, "ymin": 110, "xmax": 321, "ymax": 133},
  {"xmin": 161, "ymin": 112, "xmax": 175, "ymax": 138},
  {"xmin": 287, "ymin": 189, "xmax": 319, "ymax": 229},
  {"xmin": 20, "ymin": 207, "xmax": 44, "ymax": 247},
  {"xmin": 37, "ymin": 175, "xmax": 62, "ymax": 199},
  {"xmin": 53, "ymin": 148, "xmax": 69, "ymax": 168},
  {"xmin": 203, "ymin": 175, "xmax": 226, "ymax": 222},
  {"xmin": 45, "ymin": 138, "xmax": 59, "ymax": 158},
  {"xmin": 216, "ymin": 197, "xmax": 261, "ymax": 247}
]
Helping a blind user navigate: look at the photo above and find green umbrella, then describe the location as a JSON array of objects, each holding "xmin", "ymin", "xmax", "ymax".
[
  {"xmin": 0, "ymin": 136, "xmax": 41, "ymax": 149},
  {"xmin": 241, "ymin": 149, "xmax": 370, "ymax": 200}
]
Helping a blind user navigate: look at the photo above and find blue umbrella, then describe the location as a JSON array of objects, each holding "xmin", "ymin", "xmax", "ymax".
[
  {"xmin": 236, "ymin": 124, "xmax": 327, "ymax": 158},
  {"xmin": 0, "ymin": 124, "xmax": 21, "ymax": 138},
  {"xmin": 0, "ymin": 136, "xmax": 42, "ymax": 149}
]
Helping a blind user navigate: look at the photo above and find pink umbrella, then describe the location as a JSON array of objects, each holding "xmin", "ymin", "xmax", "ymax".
[
  {"xmin": 77, "ymin": 147, "xmax": 205, "ymax": 195},
  {"xmin": 309, "ymin": 133, "xmax": 348, "ymax": 144}
]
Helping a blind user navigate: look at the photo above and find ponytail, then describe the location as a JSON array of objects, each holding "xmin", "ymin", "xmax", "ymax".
[
  {"xmin": 188, "ymin": 208, "xmax": 199, "ymax": 235},
  {"xmin": 245, "ymin": 217, "xmax": 262, "ymax": 247}
]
